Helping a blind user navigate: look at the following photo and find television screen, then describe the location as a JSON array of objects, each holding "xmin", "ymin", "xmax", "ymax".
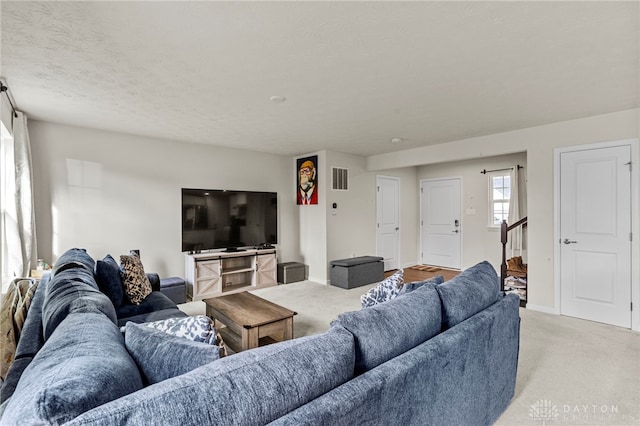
[{"xmin": 182, "ymin": 189, "xmax": 278, "ymax": 252}]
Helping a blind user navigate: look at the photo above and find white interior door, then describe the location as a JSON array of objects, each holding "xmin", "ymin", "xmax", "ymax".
[
  {"xmin": 376, "ymin": 176, "xmax": 400, "ymax": 271},
  {"xmin": 421, "ymin": 178, "xmax": 461, "ymax": 269},
  {"xmin": 559, "ymin": 145, "xmax": 631, "ymax": 328}
]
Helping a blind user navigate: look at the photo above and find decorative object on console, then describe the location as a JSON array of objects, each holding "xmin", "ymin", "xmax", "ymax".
[
  {"xmin": 120, "ymin": 251, "xmax": 152, "ymax": 305},
  {"xmin": 360, "ymin": 269, "xmax": 403, "ymax": 308}
]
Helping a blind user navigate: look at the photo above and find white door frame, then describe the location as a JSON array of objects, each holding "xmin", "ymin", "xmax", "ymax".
[
  {"xmin": 419, "ymin": 176, "xmax": 463, "ymax": 270},
  {"xmin": 376, "ymin": 175, "xmax": 401, "ymax": 271},
  {"xmin": 554, "ymin": 138, "xmax": 639, "ymax": 331}
]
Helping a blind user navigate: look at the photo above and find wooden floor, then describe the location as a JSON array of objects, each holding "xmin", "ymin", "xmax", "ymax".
[{"xmin": 385, "ymin": 265, "xmax": 460, "ymax": 283}]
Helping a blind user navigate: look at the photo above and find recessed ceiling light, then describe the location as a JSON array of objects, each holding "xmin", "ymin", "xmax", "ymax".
[
  {"xmin": 270, "ymin": 95, "xmax": 286, "ymax": 103},
  {"xmin": 391, "ymin": 137, "xmax": 403, "ymax": 144}
]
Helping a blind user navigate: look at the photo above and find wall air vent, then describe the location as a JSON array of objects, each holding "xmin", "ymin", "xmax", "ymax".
[{"xmin": 332, "ymin": 167, "xmax": 349, "ymax": 191}]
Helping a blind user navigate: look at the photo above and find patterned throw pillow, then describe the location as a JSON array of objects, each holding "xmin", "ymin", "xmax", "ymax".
[
  {"xmin": 360, "ymin": 269, "xmax": 404, "ymax": 309},
  {"xmin": 120, "ymin": 252, "xmax": 152, "ymax": 305},
  {"xmin": 142, "ymin": 315, "xmax": 227, "ymax": 358}
]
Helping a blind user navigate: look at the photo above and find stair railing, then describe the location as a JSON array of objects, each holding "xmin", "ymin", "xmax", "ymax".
[{"xmin": 500, "ymin": 217, "xmax": 528, "ymax": 291}]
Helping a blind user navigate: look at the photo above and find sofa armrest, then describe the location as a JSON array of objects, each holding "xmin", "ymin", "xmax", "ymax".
[{"xmin": 146, "ymin": 273, "xmax": 160, "ymax": 292}]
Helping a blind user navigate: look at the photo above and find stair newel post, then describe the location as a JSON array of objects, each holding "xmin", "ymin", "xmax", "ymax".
[{"xmin": 500, "ymin": 220, "xmax": 508, "ymax": 292}]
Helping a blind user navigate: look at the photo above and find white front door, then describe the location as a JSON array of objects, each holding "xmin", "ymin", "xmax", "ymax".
[
  {"xmin": 376, "ymin": 176, "xmax": 400, "ymax": 271},
  {"xmin": 559, "ymin": 145, "xmax": 631, "ymax": 328},
  {"xmin": 421, "ymin": 178, "xmax": 461, "ymax": 269}
]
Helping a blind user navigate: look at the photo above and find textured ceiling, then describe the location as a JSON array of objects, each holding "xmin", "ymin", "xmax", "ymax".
[{"xmin": 1, "ymin": 1, "xmax": 638, "ymax": 157}]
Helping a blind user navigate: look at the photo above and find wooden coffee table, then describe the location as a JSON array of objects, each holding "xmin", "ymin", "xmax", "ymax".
[{"xmin": 204, "ymin": 292, "xmax": 296, "ymax": 353}]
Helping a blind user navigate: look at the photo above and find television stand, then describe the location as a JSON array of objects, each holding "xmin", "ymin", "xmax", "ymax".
[{"xmin": 184, "ymin": 249, "xmax": 277, "ymax": 301}]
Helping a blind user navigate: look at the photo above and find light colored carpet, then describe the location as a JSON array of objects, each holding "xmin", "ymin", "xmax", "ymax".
[{"xmin": 179, "ymin": 281, "xmax": 640, "ymax": 425}]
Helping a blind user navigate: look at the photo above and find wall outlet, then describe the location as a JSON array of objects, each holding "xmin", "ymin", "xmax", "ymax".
[{"xmin": 466, "ymin": 208, "xmax": 476, "ymax": 215}]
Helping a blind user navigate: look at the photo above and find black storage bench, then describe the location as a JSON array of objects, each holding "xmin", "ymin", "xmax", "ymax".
[{"xmin": 330, "ymin": 256, "xmax": 384, "ymax": 289}]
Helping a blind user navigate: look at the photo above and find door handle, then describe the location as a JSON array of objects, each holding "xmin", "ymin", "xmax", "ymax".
[
  {"xmin": 452, "ymin": 230, "xmax": 459, "ymax": 233},
  {"xmin": 563, "ymin": 239, "xmax": 578, "ymax": 244}
]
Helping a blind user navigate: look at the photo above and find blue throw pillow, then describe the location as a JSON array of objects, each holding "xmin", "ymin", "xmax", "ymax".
[
  {"xmin": 0, "ymin": 312, "xmax": 143, "ymax": 425},
  {"xmin": 125, "ymin": 322, "xmax": 221, "ymax": 385},
  {"xmin": 399, "ymin": 274, "xmax": 445, "ymax": 295},
  {"xmin": 334, "ymin": 283, "xmax": 442, "ymax": 374},
  {"xmin": 436, "ymin": 260, "xmax": 500, "ymax": 329},
  {"xmin": 360, "ymin": 269, "xmax": 404, "ymax": 308},
  {"xmin": 95, "ymin": 254, "xmax": 125, "ymax": 308}
]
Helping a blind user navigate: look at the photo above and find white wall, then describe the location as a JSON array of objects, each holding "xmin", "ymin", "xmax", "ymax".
[
  {"xmin": 296, "ymin": 151, "xmax": 327, "ymax": 283},
  {"xmin": 368, "ymin": 109, "xmax": 640, "ymax": 311},
  {"xmin": 417, "ymin": 152, "xmax": 527, "ymax": 270},
  {"xmin": 29, "ymin": 120, "xmax": 298, "ymax": 279}
]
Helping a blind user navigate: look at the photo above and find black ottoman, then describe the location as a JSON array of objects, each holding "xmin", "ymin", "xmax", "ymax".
[{"xmin": 159, "ymin": 277, "xmax": 186, "ymax": 304}]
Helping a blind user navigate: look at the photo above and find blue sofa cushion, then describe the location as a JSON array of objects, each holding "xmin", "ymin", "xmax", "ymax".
[
  {"xmin": 67, "ymin": 326, "xmax": 355, "ymax": 425},
  {"xmin": 115, "ymin": 291, "xmax": 179, "ymax": 320},
  {"xmin": 125, "ymin": 322, "xmax": 221, "ymax": 385},
  {"xmin": 42, "ymin": 266, "xmax": 117, "ymax": 340},
  {"xmin": 436, "ymin": 260, "xmax": 500, "ymax": 329},
  {"xmin": 333, "ymin": 283, "xmax": 442, "ymax": 374},
  {"xmin": 95, "ymin": 254, "xmax": 125, "ymax": 308},
  {"xmin": 0, "ymin": 312, "xmax": 143, "ymax": 425},
  {"xmin": 399, "ymin": 274, "xmax": 445, "ymax": 295},
  {"xmin": 51, "ymin": 247, "xmax": 95, "ymax": 276},
  {"xmin": 360, "ymin": 269, "xmax": 404, "ymax": 308}
]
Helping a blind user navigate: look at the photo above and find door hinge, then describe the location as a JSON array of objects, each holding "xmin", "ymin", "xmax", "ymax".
[
  {"xmin": 630, "ymin": 232, "xmax": 633, "ymax": 242},
  {"xmin": 631, "ymin": 302, "xmax": 633, "ymax": 312},
  {"xmin": 377, "ymin": 186, "xmax": 380, "ymax": 192},
  {"xmin": 420, "ymin": 187, "xmax": 423, "ymax": 193}
]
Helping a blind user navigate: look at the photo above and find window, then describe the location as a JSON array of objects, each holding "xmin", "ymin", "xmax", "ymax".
[
  {"xmin": 0, "ymin": 120, "xmax": 14, "ymax": 292},
  {"xmin": 488, "ymin": 171, "xmax": 511, "ymax": 227}
]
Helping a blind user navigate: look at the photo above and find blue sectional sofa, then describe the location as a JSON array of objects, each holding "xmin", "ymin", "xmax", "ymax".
[{"xmin": 0, "ymin": 248, "xmax": 520, "ymax": 425}]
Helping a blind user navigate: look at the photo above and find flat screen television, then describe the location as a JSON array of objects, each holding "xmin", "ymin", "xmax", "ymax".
[{"xmin": 181, "ymin": 188, "xmax": 278, "ymax": 253}]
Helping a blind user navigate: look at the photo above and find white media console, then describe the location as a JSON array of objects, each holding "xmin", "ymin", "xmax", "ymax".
[{"xmin": 184, "ymin": 249, "xmax": 277, "ymax": 301}]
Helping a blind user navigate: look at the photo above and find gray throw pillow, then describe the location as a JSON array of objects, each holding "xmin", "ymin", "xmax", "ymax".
[{"xmin": 125, "ymin": 322, "xmax": 221, "ymax": 385}]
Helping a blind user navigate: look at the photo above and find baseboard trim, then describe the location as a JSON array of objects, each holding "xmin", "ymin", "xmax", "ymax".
[{"xmin": 526, "ymin": 304, "xmax": 558, "ymax": 315}]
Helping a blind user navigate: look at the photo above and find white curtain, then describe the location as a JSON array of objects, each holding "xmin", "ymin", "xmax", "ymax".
[
  {"xmin": 507, "ymin": 165, "xmax": 526, "ymax": 255},
  {"xmin": 1, "ymin": 111, "xmax": 36, "ymax": 287}
]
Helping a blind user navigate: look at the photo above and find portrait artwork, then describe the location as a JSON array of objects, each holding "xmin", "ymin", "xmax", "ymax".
[{"xmin": 297, "ymin": 155, "xmax": 318, "ymax": 205}]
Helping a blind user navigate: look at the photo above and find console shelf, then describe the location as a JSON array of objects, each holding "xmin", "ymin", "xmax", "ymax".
[{"xmin": 185, "ymin": 249, "xmax": 277, "ymax": 301}]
